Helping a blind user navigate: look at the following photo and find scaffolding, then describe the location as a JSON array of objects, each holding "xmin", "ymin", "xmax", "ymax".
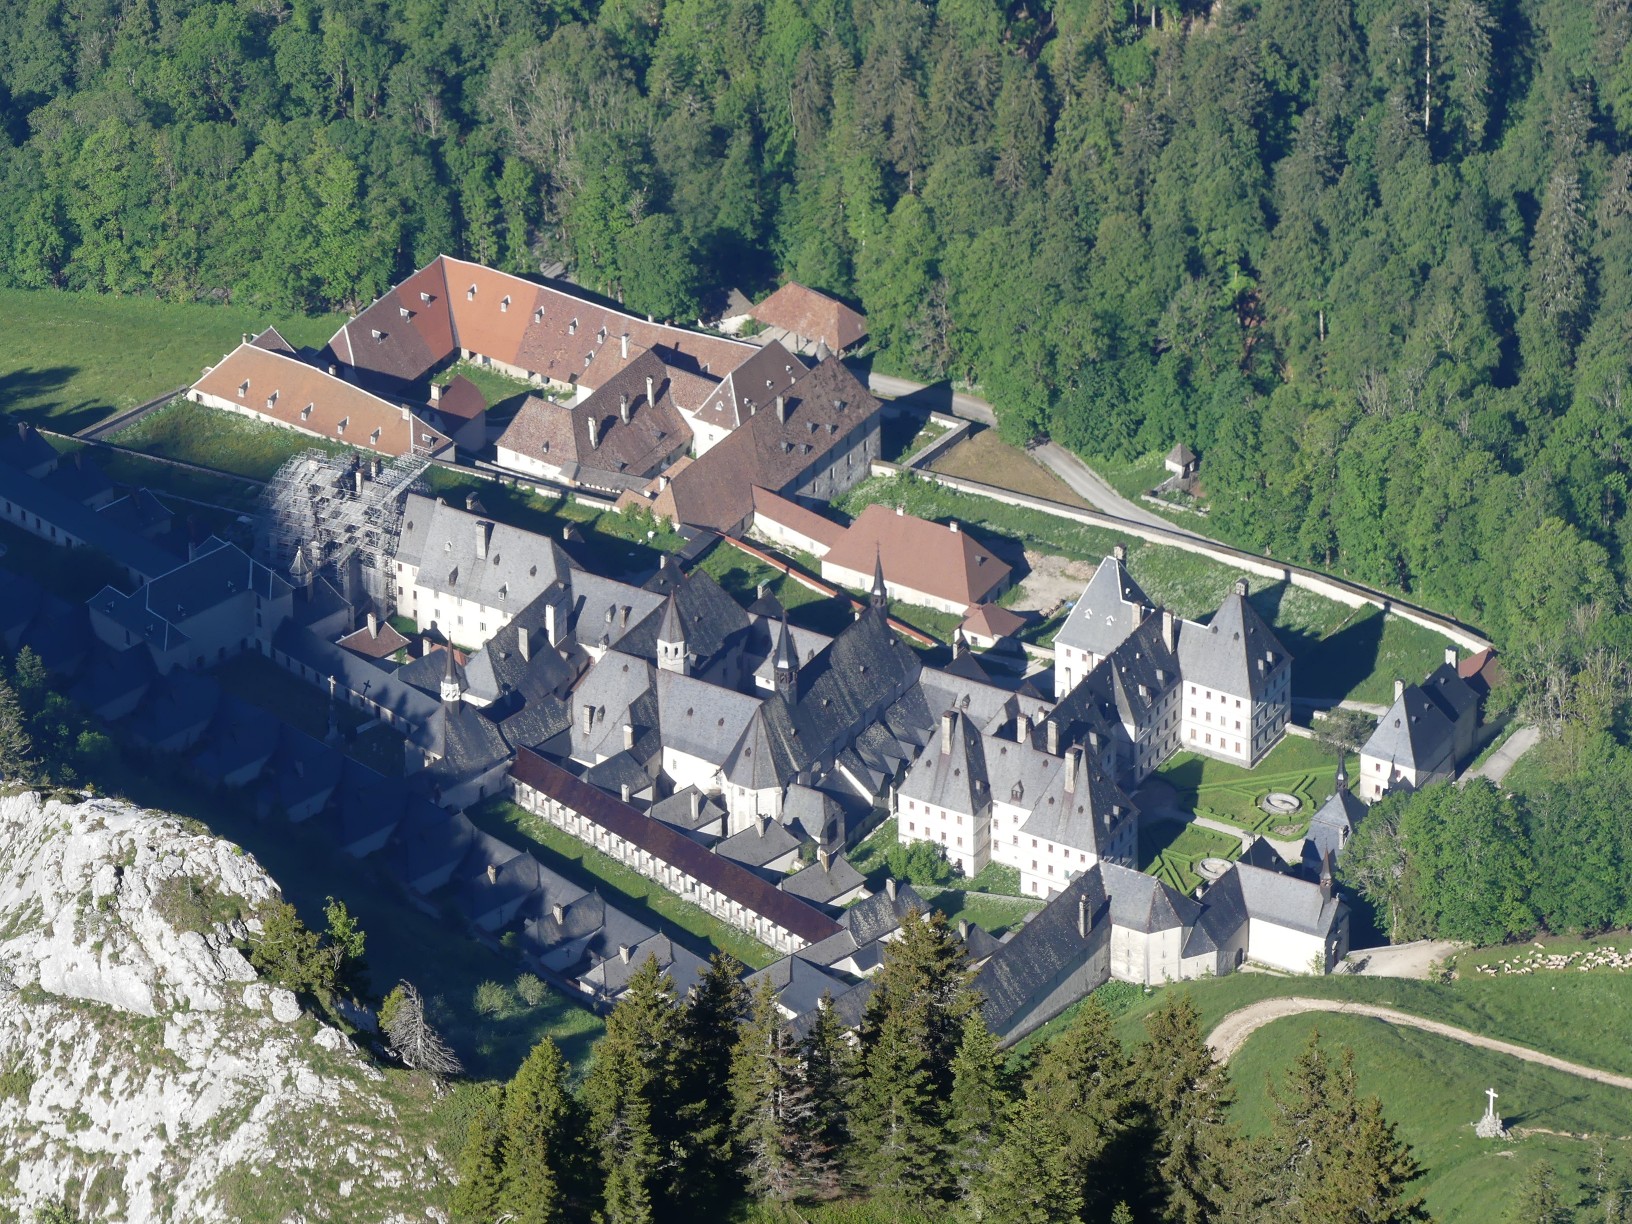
[{"xmin": 258, "ymin": 449, "xmax": 426, "ymax": 614}]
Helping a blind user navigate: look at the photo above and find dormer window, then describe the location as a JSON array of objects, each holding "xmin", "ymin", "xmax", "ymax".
[
  {"xmin": 371, "ymin": 329, "xmax": 384, "ymax": 341},
  {"xmin": 265, "ymin": 391, "xmax": 278, "ymax": 410},
  {"xmin": 467, "ymin": 284, "xmax": 477, "ymax": 299},
  {"xmin": 420, "ymin": 290, "xmax": 432, "ymax": 303},
  {"xmin": 237, "ymin": 380, "xmax": 249, "ymax": 398},
  {"xmin": 336, "ymin": 417, "xmax": 348, "ymax": 436},
  {"xmin": 500, "ymin": 295, "xmax": 511, "ymax": 312},
  {"xmin": 370, "ymin": 427, "xmax": 381, "ymax": 445},
  {"xmin": 533, "ymin": 307, "xmax": 544, "ymax": 323},
  {"xmin": 399, "ymin": 306, "xmax": 411, "ymax": 319},
  {"xmin": 300, "ymin": 403, "xmax": 313, "ymax": 421},
  {"xmin": 569, "ymin": 318, "xmax": 578, "ymax": 335}
]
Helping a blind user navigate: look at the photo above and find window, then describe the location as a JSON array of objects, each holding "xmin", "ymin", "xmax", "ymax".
[
  {"xmin": 908, "ymin": 822, "xmax": 915, "ymax": 833},
  {"xmin": 1235, "ymin": 698, "xmax": 1242, "ymax": 708},
  {"xmin": 956, "ymin": 837, "xmax": 962, "ymax": 848},
  {"xmin": 1031, "ymin": 838, "xmax": 1037, "ymax": 848}
]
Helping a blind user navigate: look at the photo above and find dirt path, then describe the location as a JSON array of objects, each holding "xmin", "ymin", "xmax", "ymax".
[{"xmin": 1206, "ymin": 997, "xmax": 1632, "ymax": 1090}]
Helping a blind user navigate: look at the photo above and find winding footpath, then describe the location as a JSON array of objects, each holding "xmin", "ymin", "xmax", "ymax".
[{"xmin": 1206, "ymin": 997, "xmax": 1632, "ymax": 1090}]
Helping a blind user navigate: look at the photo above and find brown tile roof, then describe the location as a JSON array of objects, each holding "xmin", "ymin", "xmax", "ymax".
[
  {"xmin": 961, "ymin": 603, "xmax": 1025, "ymax": 638},
  {"xmin": 510, "ymin": 747, "xmax": 842, "ymax": 945},
  {"xmin": 824, "ymin": 504, "xmax": 1011, "ymax": 609},
  {"xmin": 191, "ymin": 344, "xmax": 453, "ymax": 459},
  {"xmin": 749, "ymin": 283, "xmax": 869, "ymax": 351},
  {"xmin": 653, "ymin": 357, "xmax": 882, "ymax": 532},
  {"xmin": 337, "ymin": 619, "xmax": 412, "ymax": 660},
  {"xmin": 331, "ymin": 257, "xmax": 754, "ymax": 391},
  {"xmin": 250, "ymin": 326, "xmax": 296, "ymax": 355},
  {"xmin": 431, "ymin": 374, "xmax": 487, "ymax": 422},
  {"xmin": 691, "ymin": 340, "xmax": 807, "ymax": 432},
  {"xmin": 750, "ymin": 486, "xmax": 845, "ymax": 550},
  {"xmin": 495, "ymin": 350, "xmax": 694, "ymax": 486}
]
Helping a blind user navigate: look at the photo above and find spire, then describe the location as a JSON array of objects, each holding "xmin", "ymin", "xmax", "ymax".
[
  {"xmin": 657, "ymin": 591, "xmax": 688, "ymax": 675},
  {"xmin": 439, "ymin": 645, "xmax": 463, "ymax": 707},
  {"xmin": 1319, "ymin": 849, "xmax": 1335, "ymax": 897},
  {"xmin": 773, "ymin": 614, "xmax": 799, "ymax": 697},
  {"xmin": 870, "ymin": 548, "xmax": 887, "ymax": 612},
  {"xmin": 1335, "ymin": 755, "xmax": 1349, "ymax": 792}
]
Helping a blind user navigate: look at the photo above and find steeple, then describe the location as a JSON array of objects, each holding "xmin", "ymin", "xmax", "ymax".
[
  {"xmin": 773, "ymin": 614, "xmax": 798, "ymax": 697},
  {"xmin": 870, "ymin": 548, "xmax": 887, "ymax": 612},
  {"xmin": 1335, "ymin": 755, "xmax": 1349, "ymax": 793},
  {"xmin": 657, "ymin": 591, "xmax": 688, "ymax": 675},
  {"xmin": 439, "ymin": 644, "xmax": 463, "ymax": 707}
]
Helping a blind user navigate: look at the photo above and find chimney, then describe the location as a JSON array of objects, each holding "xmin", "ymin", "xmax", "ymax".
[
  {"xmin": 1046, "ymin": 719, "xmax": 1060, "ymax": 756},
  {"xmin": 620, "ymin": 332, "xmax": 629, "ymax": 359},
  {"xmin": 1064, "ymin": 746, "xmax": 1081, "ymax": 791},
  {"xmin": 587, "ymin": 416, "xmax": 600, "ymax": 448},
  {"xmin": 621, "ymin": 783, "xmax": 632, "ymax": 804},
  {"xmin": 475, "ymin": 521, "xmax": 492, "ymax": 561},
  {"xmin": 430, "ymin": 382, "xmax": 443, "ymax": 403},
  {"xmin": 958, "ymin": 919, "xmax": 970, "ymax": 941},
  {"xmin": 949, "ymin": 521, "xmax": 960, "ymax": 534},
  {"xmin": 1161, "ymin": 608, "xmax": 1176, "ymax": 653},
  {"xmin": 776, "ymin": 394, "xmax": 787, "ymax": 423},
  {"xmin": 486, "ymin": 863, "xmax": 498, "ymax": 884},
  {"xmin": 623, "ymin": 722, "xmax": 634, "ymax": 751},
  {"xmin": 1113, "ymin": 544, "xmax": 1126, "ymax": 562},
  {"xmin": 328, "ymin": 362, "xmax": 339, "ymax": 377},
  {"xmin": 1445, "ymin": 646, "xmax": 1458, "ymax": 667},
  {"xmin": 1077, "ymin": 892, "xmax": 1091, "ymax": 937},
  {"xmin": 620, "ymin": 392, "xmax": 631, "ymax": 423},
  {"xmin": 1234, "ymin": 578, "xmax": 1249, "ymax": 597},
  {"xmin": 1394, "ymin": 678, "xmax": 1405, "ymax": 702},
  {"xmin": 518, "ymin": 625, "xmax": 531, "ymax": 662},
  {"xmin": 1088, "ymin": 729, "xmax": 1100, "ymax": 752},
  {"xmin": 242, "ymin": 332, "xmax": 251, "ymax": 344},
  {"xmin": 552, "ymin": 902, "xmax": 566, "ymax": 924},
  {"xmin": 690, "ymin": 790, "xmax": 700, "ymax": 821},
  {"xmin": 366, "ymin": 611, "xmax": 378, "ymax": 639},
  {"xmin": 619, "ymin": 944, "xmax": 632, "ymax": 964},
  {"xmin": 582, "ymin": 703, "xmax": 595, "ymax": 736},
  {"xmin": 544, "ymin": 601, "xmax": 561, "ymax": 646},
  {"xmin": 757, "ymin": 582, "xmax": 768, "ymax": 600},
  {"xmin": 885, "ymin": 877, "xmax": 897, "ymax": 902},
  {"xmin": 354, "ymin": 468, "xmax": 364, "ymax": 494},
  {"xmin": 646, "ymin": 375, "xmax": 655, "ymax": 407},
  {"xmin": 941, "ymin": 710, "xmax": 956, "ymax": 756},
  {"xmin": 1319, "ymin": 851, "xmax": 1334, "ymax": 899},
  {"xmin": 818, "ymin": 845, "xmax": 832, "ymax": 871},
  {"xmin": 1017, "ymin": 709, "xmax": 1031, "ymax": 743},
  {"xmin": 757, "ymin": 815, "xmax": 769, "ymax": 837}
]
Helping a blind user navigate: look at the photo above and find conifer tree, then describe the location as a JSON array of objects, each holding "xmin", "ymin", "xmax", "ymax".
[
  {"xmin": 948, "ymin": 1009, "xmax": 1009, "ymax": 1193},
  {"xmin": 450, "ymin": 1087, "xmax": 505, "ymax": 1224},
  {"xmin": 849, "ymin": 908, "xmax": 979, "ymax": 1203},
  {"xmin": 1132, "ymin": 995, "xmax": 1238, "ymax": 1223},
  {"xmin": 970, "ymin": 1090, "xmax": 1082, "ymax": 1223},
  {"xmin": 730, "ymin": 976, "xmax": 826, "ymax": 1202},
  {"xmin": 582, "ymin": 955, "xmax": 680, "ymax": 1224},
  {"xmin": 1027, "ymin": 997, "xmax": 1138, "ymax": 1217},
  {"xmin": 499, "ymin": 1037, "xmax": 575, "ymax": 1224},
  {"xmin": 801, "ymin": 990, "xmax": 856, "ymax": 1181},
  {"xmin": 0, "ymin": 675, "xmax": 35, "ymax": 783},
  {"xmin": 673, "ymin": 952, "xmax": 749, "ymax": 1210},
  {"xmin": 1513, "ymin": 1163, "xmax": 1566, "ymax": 1224},
  {"xmin": 1248, "ymin": 1032, "xmax": 1431, "ymax": 1224}
]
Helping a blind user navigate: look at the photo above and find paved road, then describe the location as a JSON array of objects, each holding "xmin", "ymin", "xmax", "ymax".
[
  {"xmin": 860, "ymin": 370, "xmax": 997, "ymax": 426},
  {"xmin": 1461, "ymin": 725, "xmax": 1540, "ymax": 786},
  {"xmin": 1206, "ymin": 997, "xmax": 1632, "ymax": 1089},
  {"xmin": 1345, "ymin": 940, "xmax": 1464, "ymax": 978}
]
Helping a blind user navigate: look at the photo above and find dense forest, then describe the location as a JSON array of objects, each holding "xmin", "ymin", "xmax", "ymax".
[{"xmin": 7, "ymin": 0, "xmax": 1632, "ymax": 651}]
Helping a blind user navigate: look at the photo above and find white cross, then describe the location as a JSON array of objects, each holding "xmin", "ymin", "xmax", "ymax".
[{"xmin": 1485, "ymin": 1088, "xmax": 1499, "ymax": 1117}]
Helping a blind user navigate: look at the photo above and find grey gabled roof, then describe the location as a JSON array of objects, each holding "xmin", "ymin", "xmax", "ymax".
[
  {"xmin": 382, "ymin": 800, "xmax": 476, "ymax": 893},
  {"xmin": 839, "ymin": 881, "xmax": 927, "ymax": 946},
  {"xmin": 778, "ymin": 853, "xmax": 866, "ymax": 906},
  {"xmin": 899, "ymin": 709, "xmax": 991, "ymax": 818},
  {"xmin": 1360, "ymin": 684, "xmax": 1454, "ymax": 773},
  {"xmin": 746, "ymin": 954, "xmax": 851, "ymax": 1017},
  {"xmin": 1100, "ymin": 861, "xmax": 1200, "ymax": 932},
  {"xmin": 1020, "ymin": 750, "xmax": 1136, "ymax": 858},
  {"xmin": 655, "ymin": 667, "xmax": 762, "ymax": 766},
  {"xmin": 975, "ymin": 868, "xmax": 1107, "ymax": 1035},
  {"xmin": 716, "ymin": 818, "xmax": 802, "ymax": 870},
  {"xmin": 395, "ymin": 492, "xmax": 571, "ymax": 612},
  {"xmin": 579, "ymin": 935, "xmax": 711, "ymax": 998},
  {"xmin": 1176, "ymin": 584, "xmax": 1290, "ymax": 700},
  {"xmin": 1054, "ymin": 556, "xmax": 1152, "ymax": 661},
  {"xmin": 1421, "ymin": 663, "xmax": 1478, "ymax": 725},
  {"xmin": 1225, "ymin": 861, "xmax": 1344, "ymax": 937},
  {"xmin": 275, "ymin": 622, "xmax": 442, "ymax": 750}
]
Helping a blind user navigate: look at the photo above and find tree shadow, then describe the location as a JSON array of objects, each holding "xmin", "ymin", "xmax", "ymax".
[{"xmin": 0, "ymin": 365, "xmax": 109, "ymax": 433}]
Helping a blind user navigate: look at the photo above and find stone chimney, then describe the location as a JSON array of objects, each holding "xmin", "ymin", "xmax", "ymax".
[
  {"xmin": 475, "ymin": 521, "xmax": 492, "ymax": 560},
  {"xmin": 518, "ymin": 625, "xmax": 531, "ymax": 662},
  {"xmin": 1394, "ymin": 678, "xmax": 1405, "ymax": 702},
  {"xmin": 1161, "ymin": 608, "xmax": 1176, "ymax": 653},
  {"xmin": 552, "ymin": 902, "xmax": 566, "ymax": 924},
  {"xmin": 619, "ymin": 945, "xmax": 632, "ymax": 964},
  {"xmin": 775, "ymin": 394, "xmax": 787, "ymax": 423},
  {"xmin": 544, "ymin": 600, "xmax": 562, "ymax": 647},
  {"xmin": 582, "ymin": 703, "xmax": 595, "ymax": 736},
  {"xmin": 620, "ymin": 332, "xmax": 629, "ymax": 359},
  {"xmin": 486, "ymin": 863, "xmax": 498, "ymax": 884},
  {"xmin": 1046, "ymin": 719, "xmax": 1060, "ymax": 756},
  {"xmin": 1113, "ymin": 543, "xmax": 1126, "ymax": 562},
  {"xmin": 1319, "ymin": 851, "xmax": 1334, "ymax": 899},
  {"xmin": 621, "ymin": 783, "xmax": 632, "ymax": 804},
  {"xmin": 623, "ymin": 722, "xmax": 634, "ymax": 751},
  {"xmin": 941, "ymin": 710, "xmax": 956, "ymax": 756},
  {"xmin": 757, "ymin": 815, "xmax": 769, "ymax": 837},
  {"xmin": 818, "ymin": 845, "xmax": 832, "ymax": 871},
  {"xmin": 366, "ymin": 611, "xmax": 378, "ymax": 639},
  {"xmin": 1064, "ymin": 745, "xmax": 1081, "ymax": 792},
  {"xmin": 646, "ymin": 375, "xmax": 655, "ymax": 407},
  {"xmin": 885, "ymin": 877, "xmax": 897, "ymax": 902},
  {"xmin": 587, "ymin": 416, "xmax": 600, "ymax": 448},
  {"xmin": 620, "ymin": 393, "xmax": 631, "ymax": 424},
  {"xmin": 1234, "ymin": 577, "xmax": 1249, "ymax": 597},
  {"xmin": 1445, "ymin": 646, "xmax": 1458, "ymax": 667},
  {"xmin": 958, "ymin": 919, "xmax": 970, "ymax": 941},
  {"xmin": 1077, "ymin": 892, "xmax": 1091, "ymax": 937},
  {"xmin": 430, "ymin": 382, "xmax": 444, "ymax": 403},
  {"xmin": 949, "ymin": 521, "xmax": 959, "ymax": 534},
  {"xmin": 690, "ymin": 790, "xmax": 700, "ymax": 822}
]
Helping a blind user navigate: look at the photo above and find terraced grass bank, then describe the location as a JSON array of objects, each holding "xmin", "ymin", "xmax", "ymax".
[{"xmin": 1149, "ymin": 739, "xmax": 1361, "ymax": 837}]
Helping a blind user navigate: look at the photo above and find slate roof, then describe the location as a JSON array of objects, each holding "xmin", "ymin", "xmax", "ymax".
[
  {"xmin": 127, "ymin": 668, "xmax": 221, "ymax": 746},
  {"xmin": 426, "ymin": 700, "xmax": 512, "ymax": 788},
  {"xmin": 785, "ymin": 606, "xmax": 922, "ymax": 762},
  {"xmin": 619, "ymin": 566, "xmax": 751, "ymax": 672},
  {"xmin": 274, "ymin": 622, "xmax": 442, "ymax": 749},
  {"xmin": 715, "ymin": 818, "xmax": 803, "ymax": 871},
  {"xmin": 747, "ymin": 954, "xmax": 852, "ymax": 1017},
  {"xmin": 395, "ymin": 493, "xmax": 573, "ymax": 612},
  {"xmin": 69, "ymin": 642, "xmax": 155, "ymax": 716},
  {"xmin": 1100, "ymin": 861, "xmax": 1200, "ymax": 933},
  {"xmin": 975, "ymin": 868, "xmax": 1107, "ymax": 1035},
  {"xmin": 0, "ymin": 418, "xmax": 60, "ymax": 476},
  {"xmin": 96, "ymin": 488, "xmax": 175, "ymax": 537},
  {"xmin": 899, "ymin": 709, "xmax": 991, "ymax": 818},
  {"xmin": 1223, "ymin": 861, "xmax": 1345, "ymax": 937},
  {"xmin": 1421, "ymin": 662, "xmax": 1479, "ymax": 726},
  {"xmin": 1360, "ymin": 684, "xmax": 1455, "ymax": 773},
  {"xmin": 748, "ymin": 283, "xmax": 869, "ymax": 352},
  {"xmin": 190, "ymin": 695, "xmax": 281, "ymax": 786},
  {"xmin": 1176, "ymin": 583, "xmax": 1290, "ymax": 701},
  {"xmin": 653, "ymin": 356, "xmax": 882, "ymax": 531},
  {"xmin": 192, "ymin": 343, "xmax": 453, "ymax": 458},
  {"xmin": 690, "ymin": 340, "xmax": 808, "ymax": 434},
  {"xmin": 1167, "ymin": 442, "xmax": 1197, "ymax": 466},
  {"xmin": 329, "ymin": 762, "xmax": 410, "ymax": 848},
  {"xmin": 778, "ymin": 853, "xmax": 866, "ymax": 907},
  {"xmin": 1019, "ymin": 748, "xmax": 1135, "ymax": 858},
  {"xmin": 512, "ymin": 748, "xmax": 843, "ymax": 944},
  {"xmin": 94, "ymin": 541, "xmax": 291, "ymax": 649},
  {"xmin": 17, "ymin": 595, "xmax": 91, "ymax": 677},
  {"xmin": 780, "ymin": 782, "xmax": 848, "ymax": 844},
  {"xmin": 824, "ymin": 504, "xmax": 1010, "ymax": 610},
  {"xmin": 1054, "ymin": 555, "xmax": 1151, "ymax": 662},
  {"xmin": 265, "ymin": 725, "xmax": 346, "ymax": 816},
  {"xmin": 0, "ymin": 567, "xmax": 45, "ymax": 647},
  {"xmin": 1305, "ymin": 777, "xmax": 1368, "ymax": 870},
  {"xmin": 495, "ymin": 348, "xmax": 694, "ymax": 485},
  {"xmin": 649, "ymin": 785, "xmax": 729, "ymax": 837},
  {"xmin": 1, "ymin": 458, "xmax": 175, "ymax": 582},
  {"xmin": 383, "ymin": 801, "xmax": 479, "ymax": 892},
  {"xmin": 579, "ymin": 934, "xmax": 710, "ymax": 998},
  {"xmin": 461, "ymin": 590, "xmax": 579, "ymax": 704},
  {"xmin": 41, "ymin": 451, "xmax": 114, "ymax": 507}
]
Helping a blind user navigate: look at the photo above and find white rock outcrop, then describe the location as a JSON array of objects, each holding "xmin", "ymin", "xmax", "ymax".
[{"xmin": 0, "ymin": 790, "xmax": 452, "ymax": 1222}]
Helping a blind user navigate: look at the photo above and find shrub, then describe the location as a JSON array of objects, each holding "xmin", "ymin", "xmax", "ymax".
[
  {"xmin": 515, "ymin": 973, "xmax": 547, "ymax": 1008},
  {"xmin": 473, "ymin": 980, "xmax": 512, "ymax": 1018}
]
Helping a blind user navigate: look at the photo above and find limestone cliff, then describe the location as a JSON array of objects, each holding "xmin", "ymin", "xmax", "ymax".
[{"xmin": 0, "ymin": 789, "xmax": 453, "ymax": 1222}]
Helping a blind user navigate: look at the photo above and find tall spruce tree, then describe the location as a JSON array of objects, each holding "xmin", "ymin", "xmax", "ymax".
[
  {"xmin": 849, "ymin": 908, "xmax": 979, "ymax": 1204},
  {"xmin": 1247, "ymin": 1032, "xmax": 1431, "ymax": 1224},
  {"xmin": 948, "ymin": 1010, "xmax": 1010, "ymax": 1194},
  {"xmin": 499, "ymin": 1037, "xmax": 576, "ymax": 1224},
  {"xmin": 0, "ymin": 675, "xmax": 35, "ymax": 783},
  {"xmin": 450, "ymin": 1087, "xmax": 505, "ymax": 1224},
  {"xmin": 582, "ymin": 955, "xmax": 681, "ymax": 1224},
  {"xmin": 1132, "ymin": 995, "xmax": 1239, "ymax": 1223},
  {"xmin": 971, "ymin": 1089, "xmax": 1082, "ymax": 1223},
  {"xmin": 730, "ymin": 976, "xmax": 829, "ymax": 1201},
  {"xmin": 1026, "ymin": 997, "xmax": 1138, "ymax": 1217},
  {"xmin": 673, "ymin": 952, "xmax": 749, "ymax": 1213},
  {"xmin": 802, "ymin": 991, "xmax": 856, "ymax": 1183}
]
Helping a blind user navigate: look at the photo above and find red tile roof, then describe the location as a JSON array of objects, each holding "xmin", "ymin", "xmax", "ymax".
[
  {"xmin": 824, "ymin": 504, "xmax": 1011, "ymax": 609},
  {"xmin": 749, "ymin": 283, "xmax": 868, "ymax": 351},
  {"xmin": 750, "ymin": 486, "xmax": 845, "ymax": 551},
  {"xmin": 961, "ymin": 603, "xmax": 1025, "ymax": 639},
  {"xmin": 191, "ymin": 345, "xmax": 453, "ymax": 459}
]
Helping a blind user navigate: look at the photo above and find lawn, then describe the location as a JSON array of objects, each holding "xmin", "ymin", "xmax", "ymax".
[
  {"xmin": 431, "ymin": 360, "xmax": 541, "ymax": 424},
  {"xmin": 1086, "ymin": 450, "xmax": 1174, "ymax": 503},
  {"xmin": 211, "ymin": 652, "xmax": 408, "ymax": 777},
  {"xmin": 1295, "ymin": 605, "xmax": 1460, "ymax": 706},
  {"xmin": 1148, "ymin": 738, "xmax": 1359, "ymax": 836},
  {"xmin": 928, "ymin": 428, "xmax": 1089, "ymax": 506},
  {"xmin": 878, "ymin": 411, "xmax": 951, "ymax": 464},
  {"xmin": 46, "ymin": 435, "xmax": 267, "ymax": 517},
  {"xmin": 1139, "ymin": 820, "xmax": 1241, "ymax": 894},
  {"xmin": 108, "ymin": 396, "xmax": 348, "ymax": 482},
  {"xmin": 0, "ymin": 287, "xmax": 343, "ymax": 433},
  {"xmin": 469, "ymin": 797, "xmax": 780, "ymax": 970}
]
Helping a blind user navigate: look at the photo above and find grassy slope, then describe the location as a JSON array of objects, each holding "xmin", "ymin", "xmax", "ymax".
[
  {"xmin": 109, "ymin": 397, "xmax": 347, "ymax": 482},
  {"xmin": 0, "ymin": 288, "xmax": 343, "ymax": 432}
]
